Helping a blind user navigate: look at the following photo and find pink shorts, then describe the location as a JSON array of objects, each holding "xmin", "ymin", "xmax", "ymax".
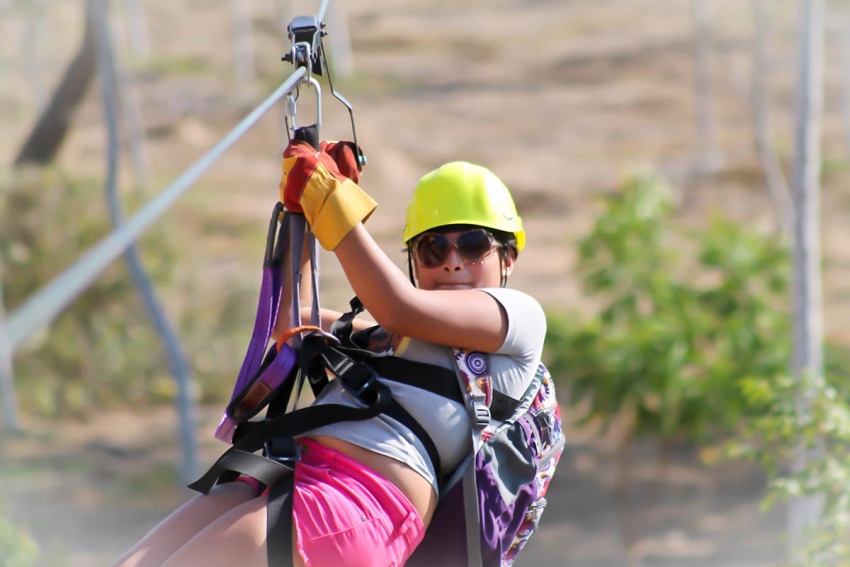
[{"xmin": 238, "ymin": 438, "xmax": 424, "ymax": 567}]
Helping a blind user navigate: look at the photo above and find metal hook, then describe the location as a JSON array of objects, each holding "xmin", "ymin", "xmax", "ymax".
[
  {"xmin": 319, "ymin": 38, "xmax": 367, "ymax": 170},
  {"xmin": 286, "ymin": 77, "xmax": 322, "ymax": 141},
  {"xmin": 281, "ymin": 0, "xmax": 365, "ymax": 170}
]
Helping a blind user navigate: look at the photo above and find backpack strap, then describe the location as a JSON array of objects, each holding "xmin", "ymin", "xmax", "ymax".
[
  {"xmin": 462, "ymin": 458, "xmax": 484, "ymax": 567},
  {"xmin": 452, "ymin": 348, "xmax": 546, "ymax": 567},
  {"xmin": 451, "ymin": 348, "xmax": 492, "ymax": 567},
  {"xmin": 454, "ymin": 349, "xmax": 492, "ymax": 431}
]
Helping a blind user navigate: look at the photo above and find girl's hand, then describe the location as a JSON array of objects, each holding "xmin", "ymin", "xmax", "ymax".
[{"xmin": 278, "ymin": 132, "xmax": 377, "ymax": 251}]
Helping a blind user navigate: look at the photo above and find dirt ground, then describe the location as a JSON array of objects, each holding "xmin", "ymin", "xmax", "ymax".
[
  {"xmin": 2, "ymin": 0, "xmax": 849, "ymax": 565},
  {"xmin": 1, "ymin": 404, "xmax": 787, "ymax": 567}
]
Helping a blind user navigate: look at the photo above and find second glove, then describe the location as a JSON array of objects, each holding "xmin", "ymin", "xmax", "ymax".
[{"xmin": 279, "ymin": 140, "xmax": 376, "ymax": 251}]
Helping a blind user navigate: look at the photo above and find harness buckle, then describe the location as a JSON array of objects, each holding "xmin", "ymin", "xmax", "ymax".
[
  {"xmin": 341, "ymin": 362, "xmax": 379, "ymax": 402},
  {"xmin": 534, "ymin": 410, "xmax": 554, "ymax": 447},
  {"xmin": 264, "ymin": 436, "xmax": 301, "ymax": 469},
  {"xmin": 473, "ymin": 398, "xmax": 491, "ymax": 430}
]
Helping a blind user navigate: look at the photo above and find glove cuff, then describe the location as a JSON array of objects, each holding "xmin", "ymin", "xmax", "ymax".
[{"xmin": 300, "ymin": 164, "xmax": 377, "ymax": 250}]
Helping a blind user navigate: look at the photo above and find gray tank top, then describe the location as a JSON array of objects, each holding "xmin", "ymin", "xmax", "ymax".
[{"xmin": 301, "ymin": 287, "xmax": 546, "ymax": 491}]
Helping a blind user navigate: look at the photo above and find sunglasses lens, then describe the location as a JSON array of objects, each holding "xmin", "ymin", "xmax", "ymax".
[
  {"xmin": 417, "ymin": 234, "xmax": 451, "ymax": 268},
  {"xmin": 456, "ymin": 231, "xmax": 494, "ymax": 262},
  {"xmin": 414, "ymin": 230, "xmax": 498, "ymax": 268}
]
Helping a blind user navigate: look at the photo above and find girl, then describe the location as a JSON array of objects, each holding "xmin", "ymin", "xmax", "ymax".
[{"xmin": 112, "ymin": 139, "xmax": 546, "ymax": 567}]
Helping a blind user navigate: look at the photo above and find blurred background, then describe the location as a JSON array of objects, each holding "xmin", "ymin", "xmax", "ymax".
[{"xmin": 2, "ymin": 0, "xmax": 850, "ymax": 565}]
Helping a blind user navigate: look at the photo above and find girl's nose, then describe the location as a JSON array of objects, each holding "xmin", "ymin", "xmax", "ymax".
[{"xmin": 442, "ymin": 246, "xmax": 463, "ymax": 271}]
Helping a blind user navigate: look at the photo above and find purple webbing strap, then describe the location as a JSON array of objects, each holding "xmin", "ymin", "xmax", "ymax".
[
  {"xmin": 214, "ymin": 340, "xmax": 298, "ymax": 444},
  {"xmin": 229, "ymin": 210, "xmax": 287, "ymax": 399},
  {"xmin": 215, "ymin": 208, "xmax": 288, "ymax": 443},
  {"xmin": 215, "ymin": 210, "xmax": 323, "ymax": 443}
]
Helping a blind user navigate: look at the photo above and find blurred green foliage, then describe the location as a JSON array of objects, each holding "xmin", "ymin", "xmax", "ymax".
[
  {"xmin": 0, "ymin": 168, "xmax": 179, "ymax": 416},
  {"xmin": 544, "ymin": 171, "xmax": 850, "ymax": 564},
  {"xmin": 0, "ymin": 508, "xmax": 39, "ymax": 567},
  {"xmin": 730, "ymin": 370, "xmax": 850, "ymax": 566},
  {"xmin": 544, "ymin": 172, "xmax": 791, "ymax": 442}
]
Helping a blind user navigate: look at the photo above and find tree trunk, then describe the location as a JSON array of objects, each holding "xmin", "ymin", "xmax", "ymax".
[
  {"xmin": 13, "ymin": 0, "xmax": 102, "ymax": 167},
  {"xmin": 94, "ymin": 3, "xmax": 198, "ymax": 482}
]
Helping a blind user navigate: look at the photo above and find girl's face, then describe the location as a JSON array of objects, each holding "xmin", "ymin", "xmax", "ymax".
[{"xmin": 410, "ymin": 228, "xmax": 515, "ymax": 290}]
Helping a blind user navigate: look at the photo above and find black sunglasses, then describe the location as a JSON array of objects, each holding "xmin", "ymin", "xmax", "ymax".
[{"xmin": 412, "ymin": 229, "xmax": 502, "ymax": 268}]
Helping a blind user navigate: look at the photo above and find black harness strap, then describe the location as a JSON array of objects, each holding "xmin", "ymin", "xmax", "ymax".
[
  {"xmin": 192, "ymin": 391, "xmax": 393, "ymax": 495},
  {"xmin": 300, "ymin": 338, "xmax": 450, "ymax": 474},
  {"xmin": 187, "ymin": 448, "xmax": 294, "ymax": 494},
  {"xmin": 267, "ymin": 471, "xmax": 296, "ymax": 567},
  {"xmin": 192, "ymin": 294, "xmax": 524, "ymax": 566},
  {"xmin": 491, "ymin": 390, "xmax": 521, "ymax": 423}
]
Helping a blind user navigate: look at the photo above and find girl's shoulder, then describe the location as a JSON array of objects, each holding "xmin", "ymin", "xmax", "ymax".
[{"xmin": 478, "ymin": 288, "xmax": 545, "ymax": 324}]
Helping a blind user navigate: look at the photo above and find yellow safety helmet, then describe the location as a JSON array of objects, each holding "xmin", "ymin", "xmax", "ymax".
[{"xmin": 402, "ymin": 161, "xmax": 526, "ymax": 252}]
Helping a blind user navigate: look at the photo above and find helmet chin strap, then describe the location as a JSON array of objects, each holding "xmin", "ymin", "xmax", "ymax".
[
  {"xmin": 407, "ymin": 248, "xmax": 417, "ymax": 287},
  {"xmin": 499, "ymin": 251, "xmax": 508, "ymax": 288}
]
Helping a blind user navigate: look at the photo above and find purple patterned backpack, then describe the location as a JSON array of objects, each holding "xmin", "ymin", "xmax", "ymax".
[{"xmin": 407, "ymin": 349, "xmax": 564, "ymax": 567}]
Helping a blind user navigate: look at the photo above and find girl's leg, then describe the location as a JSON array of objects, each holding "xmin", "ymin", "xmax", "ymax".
[
  {"xmin": 159, "ymin": 494, "xmax": 306, "ymax": 567},
  {"xmin": 111, "ymin": 481, "xmax": 258, "ymax": 567}
]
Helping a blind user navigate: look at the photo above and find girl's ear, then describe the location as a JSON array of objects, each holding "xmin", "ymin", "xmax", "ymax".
[{"xmin": 502, "ymin": 249, "xmax": 516, "ymax": 279}]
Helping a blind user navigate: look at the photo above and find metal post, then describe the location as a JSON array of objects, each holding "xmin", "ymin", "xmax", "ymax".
[
  {"xmin": 691, "ymin": 0, "xmax": 720, "ymax": 172},
  {"xmin": 122, "ymin": 0, "xmax": 150, "ymax": 58},
  {"xmin": 751, "ymin": 0, "xmax": 794, "ymax": 236},
  {"xmin": 23, "ymin": 0, "xmax": 46, "ymax": 111},
  {"xmin": 326, "ymin": 1, "xmax": 353, "ymax": 78},
  {"xmin": 840, "ymin": 10, "xmax": 850, "ymax": 156},
  {"xmin": 788, "ymin": 0, "xmax": 825, "ymax": 555},
  {"xmin": 231, "ymin": 0, "xmax": 256, "ymax": 86},
  {"xmin": 0, "ymin": 279, "xmax": 19, "ymax": 434},
  {"xmin": 95, "ymin": 1, "xmax": 198, "ymax": 482}
]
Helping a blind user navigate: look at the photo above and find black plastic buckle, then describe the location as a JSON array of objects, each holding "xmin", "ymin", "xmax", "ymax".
[
  {"xmin": 264, "ymin": 436, "xmax": 301, "ymax": 469},
  {"xmin": 469, "ymin": 392, "xmax": 491, "ymax": 430},
  {"xmin": 474, "ymin": 405, "xmax": 491, "ymax": 430},
  {"xmin": 341, "ymin": 362, "xmax": 379, "ymax": 401},
  {"xmin": 534, "ymin": 411, "xmax": 554, "ymax": 447}
]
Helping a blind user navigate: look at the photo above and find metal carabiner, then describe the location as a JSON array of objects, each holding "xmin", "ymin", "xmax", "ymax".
[
  {"xmin": 285, "ymin": 77, "xmax": 322, "ymax": 141},
  {"xmin": 281, "ymin": 1, "xmax": 366, "ymax": 171}
]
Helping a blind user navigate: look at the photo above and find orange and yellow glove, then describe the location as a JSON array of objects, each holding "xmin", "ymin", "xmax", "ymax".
[
  {"xmin": 279, "ymin": 134, "xmax": 375, "ymax": 251},
  {"xmin": 320, "ymin": 140, "xmax": 363, "ymax": 184}
]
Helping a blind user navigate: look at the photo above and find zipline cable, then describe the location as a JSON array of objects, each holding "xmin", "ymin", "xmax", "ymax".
[{"xmin": 4, "ymin": 65, "xmax": 307, "ymax": 354}]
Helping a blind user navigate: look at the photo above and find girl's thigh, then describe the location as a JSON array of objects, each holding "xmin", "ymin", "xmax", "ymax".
[
  {"xmin": 160, "ymin": 494, "xmax": 289, "ymax": 567},
  {"xmin": 112, "ymin": 481, "xmax": 258, "ymax": 567}
]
